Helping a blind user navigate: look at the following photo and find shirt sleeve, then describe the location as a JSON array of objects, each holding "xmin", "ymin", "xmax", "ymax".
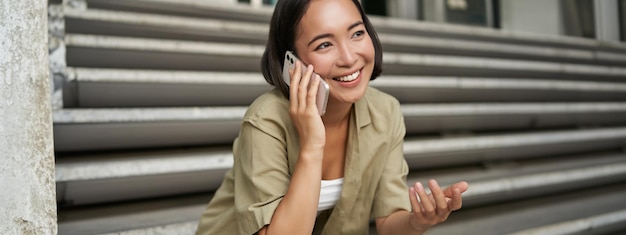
[
  {"xmin": 371, "ymin": 100, "xmax": 411, "ymax": 218},
  {"xmin": 232, "ymin": 119, "xmax": 291, "ymax": 235}
]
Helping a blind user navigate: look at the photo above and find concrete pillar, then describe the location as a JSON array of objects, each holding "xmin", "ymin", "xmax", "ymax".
[
  {"xmin": 594, "ymin": 0, "xmax": 620, "ymax": 42},
  {"xmin": 387, "ymin": 0, "xmax": 419, "ymax": 20},
  {"xmin": 49, "ymin": 3, "xmax": 67, "ymax": 110},
  {"xmin": 251, "ymin": 0, "xmax": 263, "ymax": 8},
  {"xmin": 0, "ymin": 0, "xmax": 58, "ymax": 234},
  {"xmin": 500, "ymin": 0, "xmax": 564, "ymax": 36},
  {"xmin": 203, "ymin": 0, "xmax": 239, "ymax": 3},
  {"xmin": 423, "ymin": 0, "xmax": 446, "ymax": 23}
]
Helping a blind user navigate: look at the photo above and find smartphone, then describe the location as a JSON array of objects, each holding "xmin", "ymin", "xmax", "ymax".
[{"xmin": 282, "ymin": 51, "xmax": 330, "ymax": 116}]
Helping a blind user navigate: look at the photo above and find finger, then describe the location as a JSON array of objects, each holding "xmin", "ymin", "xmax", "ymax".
[
  {"xmin": 428, "ymin": 179, "xmax": 449, "ymax": 214},
  {"xmin": 427, "ymin": 192, "xmax": 436, "ymax": 205},
  {"xmin": 301, "ymin": 64, "xmax": 315, "ymax": 107},
  {"xmin": 409, "ymin": 187, "xmax": 422, "ymax": 214},
  {"xmin": 414, "ymin": 182, "xmax": 435, "ymax": 217},
  {"xmin": 409, "ymin": 187, "xmax": 430, "ymax": 225},
  {"xmin": 443, "ymin": 181, "xmax": 469, "ymax": 197},
  {"xmin": 288, "ymin": 62, "xmax": 301, "ymax": 114},
  {"xmin": 307, "ymin": 74, "xmax": 321, "ymax": 114},
  {"xmin": 449, "ymin": 188, "xmax": 463, "ymax": 211},
  {"xmin": 297, "ymin": 64, "xmax": 312, "ymax": 113}
]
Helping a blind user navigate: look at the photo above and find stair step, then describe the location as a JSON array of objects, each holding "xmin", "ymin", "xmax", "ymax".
[
  {"xmin": 65, "ymin": 34, "xmax": 263, "ymax": 72},
  {"xmin": 54, "ymin": 104, "xmax": 626, "ymax": 151},
  {"xmin": 56, "ymin": 147, "xmax": 231, "ymax": 206},
  {"xmin": 57, "ymin": 154, "xmax": 626, "ymax": 234},
  {"xmin": 55, "ymin": 128, "xmax": 626, "ymax": 206},
  {"xmin": 64, "ymin": 7, "xmax": 268, "ymax": 45},
  {"xmin": 404, "ymin": 126, "xmax": 626, "ymax": 168},
  {"xmin": 84, "ymin": 0, "xmax": 272, "ymax": 23},
  {"xmin": 57, "ymin": 193, "xmax": 209, "ymax": 235},
  {"xmin": 425, "ymin": 182, "xmax": 626, "ymax": 235},
  {"xmin": 66, "ymin": 68, "xmax": 626, "ymax": 108},
  {"xmin": 508, "ymin": 208, "xmax": 626, "ymax": 235},
  {"xmin": 82, "ymin": 0, "xmax": 626, "ymax": 54},
  {"xmin": 377, "ymin": 76, "xmax": 626, "ymax": 103},
  {"xmin": 65, "ymin": 34, "xmax": 626, "ymax": 80},
  {"xmin": 91, "ymin": 207, "xmax": 626, "ymax": 235},
  {"xmin": 97, "ymin": 221, "xmax": 198, "ymax": 235},
  {"xmin": 408, "ymin": 151, "xmax": 626, "ymax": 207},
  {"xmin": 61, "ymin": 195, "xmax": 626, "ymax": 235},
  {"xmin": 402, "ymin": 102, "xmax": 626, "ymax": 133},
  {"xmin": 53, "ymin": 107, "xmax": 245, "ymax": 151},
  {"xmin": 66, "ymin": 68, "xmax": 270, "ymax": 107},
  {"xmin": 382, "ymin": 53, "xmax": 626, "ymax": 80},
  {"xmin": 378, "ymin": 34, "xmax": 626, "ymax": 66},
  {"xmin": 63, "ymin": 8, "xmax": 626, "ymax": 66}
]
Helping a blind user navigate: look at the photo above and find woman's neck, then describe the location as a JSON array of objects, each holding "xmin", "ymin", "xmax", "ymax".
[{"xmin": 321, "ymin": 100, "xmax": 353, "ymax": 127}]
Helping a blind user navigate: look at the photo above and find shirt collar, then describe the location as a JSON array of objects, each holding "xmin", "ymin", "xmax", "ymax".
[{"xmin": 354, "ymin": 88, "xmax": 372, "ymax": 129}]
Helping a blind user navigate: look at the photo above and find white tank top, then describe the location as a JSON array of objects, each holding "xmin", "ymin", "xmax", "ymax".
[{"xmin": 318, "ymin": 178, "xmax": 344, "ymax": 211}]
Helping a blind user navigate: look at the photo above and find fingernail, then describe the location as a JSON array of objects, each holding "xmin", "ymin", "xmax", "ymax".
[{"xmin": 416, "ymin": 182, "xmax": 424, "ymax": 191}]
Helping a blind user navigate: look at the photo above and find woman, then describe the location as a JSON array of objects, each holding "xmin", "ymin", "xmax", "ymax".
[{"xmin": 196, "ymin": 0, "xmax": 468, "ymax": 234}]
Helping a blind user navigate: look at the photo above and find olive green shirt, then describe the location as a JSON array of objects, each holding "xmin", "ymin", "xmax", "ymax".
[{"xmin": 196, "ymin": 87, "xmax": 410, "ymax": 235}]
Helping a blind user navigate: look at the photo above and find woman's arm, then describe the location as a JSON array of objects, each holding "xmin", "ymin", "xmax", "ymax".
[
  {"xmin": 376, "ymin": 180, "xmax": 469, "ymax": 235},
  {"xmin": 259, "ymin": 63, "xmax": 326, "ymax": 235},
  {"xmin": 259, "ymin": 148, "xmax": 324, "ymax": 235}
]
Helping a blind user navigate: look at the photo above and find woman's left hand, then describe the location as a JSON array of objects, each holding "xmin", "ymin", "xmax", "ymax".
[{"xmin": 408, "ymin": 179, "xmax": 469, "ymax": 232}]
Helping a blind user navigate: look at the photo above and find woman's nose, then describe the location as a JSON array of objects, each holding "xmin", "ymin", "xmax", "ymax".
[{"xmin": 335, "ymin": 44, "xmax": 357, "ymax": 67}]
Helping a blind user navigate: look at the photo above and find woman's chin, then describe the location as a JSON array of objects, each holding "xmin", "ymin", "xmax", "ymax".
[{"xmin": 331, "ymin": 87, "xmax": 368, "ymax": 105}]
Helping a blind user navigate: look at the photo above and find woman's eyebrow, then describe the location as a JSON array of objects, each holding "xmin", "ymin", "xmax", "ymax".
[
  {"xmin": 307, "ymin": 21, "xmax": 365, "ymax": 46},
  {"xmin": 308, "ymin": 33, "xmax": 332, "ymax": 46},
  {"xmin": 347, "ymin": 21, "xmax": 364, "ymax": 31}
]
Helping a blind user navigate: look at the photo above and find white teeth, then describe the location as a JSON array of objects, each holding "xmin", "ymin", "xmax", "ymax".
[{"xmin": 335, "ymin": 70, "xmax": 360, "ymax": 82}]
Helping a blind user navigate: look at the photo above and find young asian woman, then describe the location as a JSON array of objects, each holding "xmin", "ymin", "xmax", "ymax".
[{"xmin": 195, "ymin": 0, "xmax": 469, "ymax": 234}]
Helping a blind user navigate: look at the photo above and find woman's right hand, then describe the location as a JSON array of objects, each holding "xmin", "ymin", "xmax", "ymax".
[{"xmin": 289, "ymin": 61, "xmax": 326, "ymax": 153}]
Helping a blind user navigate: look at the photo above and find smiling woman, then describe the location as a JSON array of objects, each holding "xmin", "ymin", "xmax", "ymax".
[{"xmin": 195, "ymin": 0, "xmax": 468, "ymax": 234}]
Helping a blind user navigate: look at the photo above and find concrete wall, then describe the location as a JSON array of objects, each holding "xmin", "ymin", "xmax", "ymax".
[
  {"xmin": 0, "ymin": 0, "xmax": 57, "ymax": 234},
  {"xmin": 500, "ymin": 0, "xmax": 564, "ymax": 36}
]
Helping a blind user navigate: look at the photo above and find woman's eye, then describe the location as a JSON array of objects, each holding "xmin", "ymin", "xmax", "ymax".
[
  {"xmin": 352, "ymin": 30, "xmax": 365, "ymax": 38},
  {"xmin": 315, "ymin": 42, "xmax": 331, "ymax": 50}
]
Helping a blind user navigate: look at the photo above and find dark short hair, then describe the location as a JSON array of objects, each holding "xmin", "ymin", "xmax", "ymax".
[{"xmin": 261, "ymin": 0, "xmax": 383, "ymax": 99}]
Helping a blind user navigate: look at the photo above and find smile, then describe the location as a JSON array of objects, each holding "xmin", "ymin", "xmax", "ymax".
[{"xmin": 334, "ymin": 70, "xmax": 360, "ymax": 82}]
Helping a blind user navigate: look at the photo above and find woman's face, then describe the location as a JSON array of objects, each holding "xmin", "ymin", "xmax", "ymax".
[{"xmin": 294, "ymin": 0, "xmax": 375, "ymax": 105}]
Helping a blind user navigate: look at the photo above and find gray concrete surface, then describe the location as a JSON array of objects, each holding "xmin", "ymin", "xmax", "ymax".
[{"xmin": 0, "ymin": 0, "xmax": 57, "ymax": 234}]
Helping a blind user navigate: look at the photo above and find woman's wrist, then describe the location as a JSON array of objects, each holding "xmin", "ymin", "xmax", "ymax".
[
  {"xmin": 298, "ymin": 148, "xmax": 324, "ymax": 164},
  {"xmin": 299, "ymin": 143, "xmax": 325, "ymax": 158},
  {"xmin": 408, "ymin": 216, "xmax": 429, "ymax": 234}
]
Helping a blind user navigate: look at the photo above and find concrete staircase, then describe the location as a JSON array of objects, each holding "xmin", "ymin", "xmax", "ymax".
[{"xmin": 50, "ymin": 0, "xmax": 626, "ymax": 234}]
